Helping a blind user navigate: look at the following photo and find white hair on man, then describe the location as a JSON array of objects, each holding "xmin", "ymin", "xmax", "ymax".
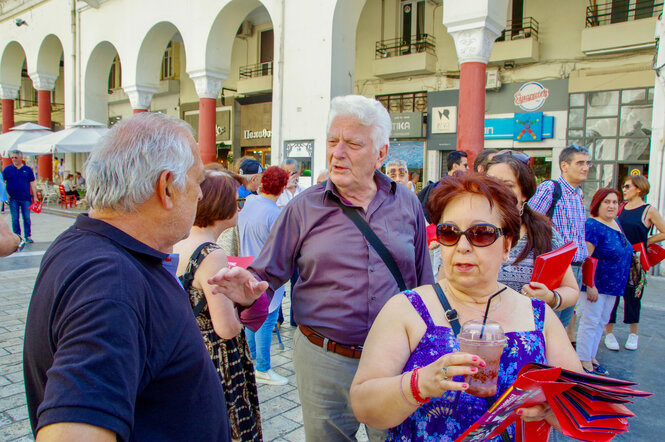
[
  {"xmin": 85, "ymin": 112, "xmax": 195, "ymax": 212},
  {"xmin": 327, "ymin": 95, "xmax": 391, "ymax": 153},
  {"xmin": 385, "ymin": 158, "xmax": 407, "ymax": 170},
  {"xmin": 281, "ymin": 158, "xmax": 300, "ymax": 172}
]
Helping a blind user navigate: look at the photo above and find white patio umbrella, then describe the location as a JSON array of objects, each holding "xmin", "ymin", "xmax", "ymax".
[
  {"xmin": 18, "ymin": 119, "xmax": 109, "ymax": 154},
  {"xmin": 0, "ymin": 123, "xmax": 52, "ymax": 157}
]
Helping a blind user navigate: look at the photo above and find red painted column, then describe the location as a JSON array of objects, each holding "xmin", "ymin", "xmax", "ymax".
[
  {"xmin": 457, "ymin": 62, "xmax": 487, "ymax": 169},
  {"xmin": 198, "ymin": 97, "xmax": 217, "ymax": 164},
  {"xmin": 2, "ymin": 99, "xmax": 14, "ymax": 167},
  {"xmin": 133, "ymin": 108, "xmax": 148, "ymax": 114},
  {"xmin": 37, "ymin": 89, "xmax": 53, "ymax": 181},
  {"xmin": 2, "ymin": 99, "xmax": 14, "ymax": 133}
]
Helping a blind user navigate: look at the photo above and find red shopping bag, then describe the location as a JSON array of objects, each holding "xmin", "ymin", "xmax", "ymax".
[{"xmin": 29, "ymin": 201, "xmax": 42, "ymax": 214}]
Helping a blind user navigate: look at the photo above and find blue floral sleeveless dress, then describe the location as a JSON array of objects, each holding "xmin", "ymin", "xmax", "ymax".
[{"xmin": 387, "ymin": 290, "xmax": 547, "ymax": 441}]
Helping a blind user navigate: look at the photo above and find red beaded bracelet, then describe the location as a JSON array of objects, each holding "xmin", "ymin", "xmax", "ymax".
[{"xmin": 409, "ymin": 367, "xmax": 430, "ymax": 404}]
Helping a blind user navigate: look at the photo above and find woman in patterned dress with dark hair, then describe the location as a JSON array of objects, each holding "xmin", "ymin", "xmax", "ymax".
[{"xmin": 174, "ymin": 169, "xmax": 262, "ymax": 441}]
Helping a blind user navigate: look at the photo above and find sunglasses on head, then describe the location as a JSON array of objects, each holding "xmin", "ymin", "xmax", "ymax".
[
  {"xmin": 237, "ymin": 198, "xmax": 246, "ymax": 210},
  {"xmin": 494, "ymin": 150, "xmax": 530, "ymax": 164},
  {"xmin": 570, "ymin": 144, "xmax": 589, "ymax": 154},
  {"xmin": 436, "ymin": 223, "xmax": 505, "ymax": 247}
]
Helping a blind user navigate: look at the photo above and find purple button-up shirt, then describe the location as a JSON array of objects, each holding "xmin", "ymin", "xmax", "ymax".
[{"xmin": 249, "ymin": 171, "xmax": 433, "ymax": 345}]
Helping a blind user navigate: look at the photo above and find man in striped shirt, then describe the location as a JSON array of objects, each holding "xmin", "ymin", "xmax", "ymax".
[{"xmin": 529, "ymin": 145, "xmax": 590, "ymax": 330}]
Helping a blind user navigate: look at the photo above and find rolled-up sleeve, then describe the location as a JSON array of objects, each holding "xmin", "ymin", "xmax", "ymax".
[{"xmin": 529, "ymin": 181, "xmax": 554, "ymax": 215}]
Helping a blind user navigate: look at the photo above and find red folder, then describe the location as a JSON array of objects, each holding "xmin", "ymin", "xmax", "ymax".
[
  {"xmin": 227, "ymin": 256, "xmax": 253, "ymax": 269},
  {"xmin": 582, "ymin": 257, "xmax": 598, "ymax": 288},
  {"xmin": 646, "ymin": 243, "xmax": 665, "ymax": 266},
  {"xmin": 531, "ymin": 241, "xmax": 577, "ymax": 290},
  {"xmin": 632, "ymin": 243, "xmax": 651, "ymax": 271},
  {"xmin": 426, "ymin": 224, "xmax": 438, "ymax": 247}
]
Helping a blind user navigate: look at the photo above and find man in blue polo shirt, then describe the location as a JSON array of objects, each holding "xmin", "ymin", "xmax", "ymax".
[
  {"xmin": 23, "ymin": 113, "xmax": 266, "ymax": 442},
  {"xmin": 237, "ymin": 158, "xmax": 264, "ymax": 198},
  {"xmin": 2, "ymin": 149, "xmax": 36, "ymax": 243}
]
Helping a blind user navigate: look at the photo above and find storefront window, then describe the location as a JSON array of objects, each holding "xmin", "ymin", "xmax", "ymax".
[{"xmin": 567, "ymin": 87, "xmax": 653, "ymax": 201}]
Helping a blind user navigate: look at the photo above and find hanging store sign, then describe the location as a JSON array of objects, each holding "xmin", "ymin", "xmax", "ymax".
[
  {"xmin": 514, "ymin": 82, "xmax": 549, "ymax": 111},
  {"xmin": 484, "ymin": 112, "xmax": 554, "ymax": 141}
]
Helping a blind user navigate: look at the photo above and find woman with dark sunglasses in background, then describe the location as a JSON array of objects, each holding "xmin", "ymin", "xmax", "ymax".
[
  {"xmin": 350, "ymin": 173, "xmax": 581, "ymax": 441},
  {"xmin": 487, "ymin": 152, "xmax": 579, "ymax": 313}
]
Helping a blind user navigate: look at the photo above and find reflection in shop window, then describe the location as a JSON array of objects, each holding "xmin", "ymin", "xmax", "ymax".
[
  {"xmin": 593, "ymin": 139, "xmax": 617, "ymax": 161},
  {"xmin": 586, "ymin": 91, "xmax": 619, "ymax": 117},
  {"xmin": 568, "ymin": 108, "xmax": 585, "ymax": 129},
  {"xmin": 621, "ymin": 89, "xmax": 646, "ymax": 104},
  {"xmin": 586, "ymin": 118, "xmax": 617, "ymax": 138}
]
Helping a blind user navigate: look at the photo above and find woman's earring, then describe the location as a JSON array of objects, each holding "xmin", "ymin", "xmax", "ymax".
[{"xmin": 519, "ymin": 201, "xmax": 526, "ymax": 216}]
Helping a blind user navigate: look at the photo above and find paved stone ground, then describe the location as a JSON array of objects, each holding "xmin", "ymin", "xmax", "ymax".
[{"xmin": 0, "ymin": 210, "xmax": 663, "ymax": 441}]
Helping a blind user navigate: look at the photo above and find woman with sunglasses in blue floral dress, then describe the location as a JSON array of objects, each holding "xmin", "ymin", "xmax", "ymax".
[{"xmin": 350, "ymin": 173, "xmax": 582, "ymax": 441}]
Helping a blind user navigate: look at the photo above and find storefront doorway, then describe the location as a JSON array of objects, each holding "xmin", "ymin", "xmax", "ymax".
[{"xmin": 242, "ymin": 147, "xmax": 271, "ymax": 167}]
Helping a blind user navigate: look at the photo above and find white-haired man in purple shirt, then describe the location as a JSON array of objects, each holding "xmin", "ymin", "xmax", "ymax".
[{"xmin": 210, "ymin": 95, "xmax": 433, "ymax": 441}]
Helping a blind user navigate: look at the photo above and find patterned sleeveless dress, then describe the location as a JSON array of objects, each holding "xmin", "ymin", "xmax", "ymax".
[
  {"xmin": 185, "ymin": 243, "xmax": 262, "ymax": 442},
  {"xmin": 387, "ymin": 290, "xmax": 547, "ymax": 441}
]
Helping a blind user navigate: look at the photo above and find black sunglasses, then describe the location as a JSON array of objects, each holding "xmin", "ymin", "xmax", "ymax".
[
  {"xmin": 493, "ymin": 150, "xmax": 531, "ymax": 165},
  {"xmin": 436, "ymin": 223, "xmax": 505, "ymax": 247},
  {"xmin": 237, "ymin": 198, "xmax": 246, "ymax": 210}
]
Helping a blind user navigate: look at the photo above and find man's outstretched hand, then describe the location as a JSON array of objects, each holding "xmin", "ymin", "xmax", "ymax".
[{"xmin": 208, "ymin": 266, "xmax": 269, "ymax": 306}]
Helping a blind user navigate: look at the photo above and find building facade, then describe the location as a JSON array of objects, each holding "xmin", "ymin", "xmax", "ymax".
[{"xmin": 0, "ymin": 0, "xmax": 662, "ymax": 196}]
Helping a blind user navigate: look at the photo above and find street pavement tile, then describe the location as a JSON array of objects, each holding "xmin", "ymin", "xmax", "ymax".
[
  {"xmin": 0, "ymin": 419, "xmax": 31, "ymax": 440},
  {"xmin": 260, "ymin": 415, "xmax": 301, "ymax": 442},
  {"xmin": 282, "ymin": 426, "xmax": 306, "ymax": 442},
  {"xmin": 281, "ymin": 405, "xmax": 303, "ymax": 424},
  {"xmin": 258, "ymin": 396, "xmax": 299, "ymax": 421},
  {"xmin": 5, "ymin": 405, "xmax": 28, "ymax": 422},
  {"xmin": 0, "ymin": 383, "xmax": 26, "ymax": 399}
]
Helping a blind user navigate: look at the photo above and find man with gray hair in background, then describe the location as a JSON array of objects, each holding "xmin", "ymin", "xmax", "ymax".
[
  {"xmin": 276, "ymin": 158, "xmax": 303, "ymax": 209},
  {"xmin": 23, "ymin": 113, "xmax": 263, "ymax": 442},
  {"xmin": 210, "ymin": 94, "xmax": 433, "ymax": 441}
]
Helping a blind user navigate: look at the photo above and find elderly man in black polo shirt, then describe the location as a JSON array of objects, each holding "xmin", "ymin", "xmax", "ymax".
[
  {"xmin": 210, "ymin": 95, "xmax": 433, "ymax": 441},
  {"xmin": 23, "ymin": 113, "xmax": 265, "ymax": 442}
]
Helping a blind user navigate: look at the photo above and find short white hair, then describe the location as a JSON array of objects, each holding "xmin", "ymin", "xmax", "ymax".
[
  {"xmin": 386, "ymin": 159, "xmax": 407, "ymax": 170},
  {"xmin": 85, "ymin": 113, "xmax": 195, "ymax": 212},
  {"xmin": 327, "ymin": 95, "xmax": 391, "ymax": 153}
]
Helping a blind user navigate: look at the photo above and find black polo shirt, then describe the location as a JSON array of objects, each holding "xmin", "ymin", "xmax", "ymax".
[{"xmin": 23, "ymin": 214, "xmax": 230, "ymax": 441}]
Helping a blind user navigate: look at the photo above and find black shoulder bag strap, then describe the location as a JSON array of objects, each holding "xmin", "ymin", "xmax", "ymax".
[
  {"xmin": 545, "ymin": 179, "xmax": 562, "ymax": 219},
  {"xmin": 333, "ymin": 197, "xmax": 407, "ymax": 291},
  {"xmin": 179, "ymin": 241, "xmax": 216, "ymax": 317},
  {"xmin": 432, "ymin": 282, "xmax": 511, "ymax": 442}
]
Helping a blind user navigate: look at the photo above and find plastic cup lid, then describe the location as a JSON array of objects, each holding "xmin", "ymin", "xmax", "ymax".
[{"xmin": 459, "ymin": 318, "xmax": 506, "ymax": 342}]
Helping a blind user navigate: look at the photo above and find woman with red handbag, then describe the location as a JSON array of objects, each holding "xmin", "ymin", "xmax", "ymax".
[{"xmin": 605, "ymin": 175, "xmax": 665, "ymax": 351}]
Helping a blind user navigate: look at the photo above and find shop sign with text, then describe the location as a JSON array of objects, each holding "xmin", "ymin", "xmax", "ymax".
[{"xmin": 390, "ymin": 112, "xmax": 423, "ymax": 138}]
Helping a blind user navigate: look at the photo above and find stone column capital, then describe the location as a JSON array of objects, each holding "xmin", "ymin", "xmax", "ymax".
[
  {"xmin": 187, "ymin": 69, "xmax": 228, "ymax": 99},
  {"xmin": 29, "ymin": 72, "xmax": 59, "ymax": 91},
  {"xmin": 0, "ymin": 84, "xmax": 19, "ymax": 100},
  {"xmin": 448, "ymin": 27, "xmax": 502, "ymax": 64},
  {"xmin": 123, "ymin": 85, "xmax": 158, "ymax": 110}
]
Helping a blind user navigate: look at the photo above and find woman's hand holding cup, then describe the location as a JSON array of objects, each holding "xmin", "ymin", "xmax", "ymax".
[{"xmin": 417, "ymin": 352, "xmax": 485, "ymax": 399}]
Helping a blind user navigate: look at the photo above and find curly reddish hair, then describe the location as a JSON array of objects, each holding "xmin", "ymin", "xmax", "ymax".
[
  {"xmin": 427, "ymin": 173, "xmax": 520, "ymax": 247},
  {"xmin": 194, "ymin": 169, "xmax": 244, "ymax": 227},
  {"xmin": 589, "ymin": 188, "xmax": 621, "ymax": 217},
  {"xmin": 261, "ymin": 166, "xmax": 289, "ymax": 196}
]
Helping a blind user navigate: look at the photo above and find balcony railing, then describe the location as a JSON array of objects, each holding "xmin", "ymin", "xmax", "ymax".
[
  {"xmin": 239, "ymin": 61, "xmax": 273, "ymax": 79},
  {"xmin": 375, "ymin": 34, "xmax": 436, "ymax": 59},
  {"xmin": 496, "ymin": 17, "xmax": 539, "ymax": 41},
  {"xmin": 586, "ymin": 1, "xmax": 663, "ymax": 27}
]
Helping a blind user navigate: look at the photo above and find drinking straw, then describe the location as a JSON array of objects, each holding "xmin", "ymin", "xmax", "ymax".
[{"xmin": 480, "ymin": 287, "xmax": 508, "ymax": 339}]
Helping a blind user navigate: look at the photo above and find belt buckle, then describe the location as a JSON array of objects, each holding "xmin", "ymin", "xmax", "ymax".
[{"xmin": 322, "ymin": 337, "xmax": 330, "ymax": 353}]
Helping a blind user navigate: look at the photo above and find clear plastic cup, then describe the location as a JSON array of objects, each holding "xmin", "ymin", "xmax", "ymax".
[{"xmin": 458, "ymin": 319, "xmax": 507, "ymax": 397}]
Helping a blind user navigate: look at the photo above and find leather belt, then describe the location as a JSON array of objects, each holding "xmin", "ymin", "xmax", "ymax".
[{"xmin": 298, "ymin": 325, "xmax": 363, "ymax": 359}]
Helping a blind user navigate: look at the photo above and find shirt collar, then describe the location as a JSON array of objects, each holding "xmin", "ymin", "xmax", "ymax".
[
  {"xmin": 557, "ymin": 176, "xmax": 583, "ymax": 196},
  {"xmin": 324, "ymin": 170, "xmax": 396, "ymax": 204},
  {"xmin": 73, "ymin": 214, "xmax": 169, "ymax": 262}
]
